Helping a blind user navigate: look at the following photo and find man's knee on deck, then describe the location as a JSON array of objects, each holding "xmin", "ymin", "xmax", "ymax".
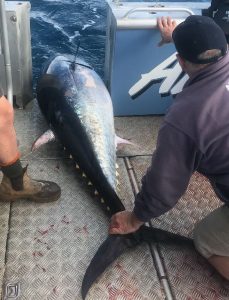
[
  {"xmin": 208, "ymin": 255, "xmax": 229, "ymax": 280},
  {"xmin": 193, "ymin": 205, "xmax": 229, "ymax": 280}
]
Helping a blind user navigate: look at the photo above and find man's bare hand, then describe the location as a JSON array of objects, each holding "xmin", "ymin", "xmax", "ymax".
[
  {"xmin": 109, "ymin": 211, "xmax": 144, "ymax": 235},
  {"xmin": 157, "ymin": 17, "xmax": 177, "ymax": 47}
]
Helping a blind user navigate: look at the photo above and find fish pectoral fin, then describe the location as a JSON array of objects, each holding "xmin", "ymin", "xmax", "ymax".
[
  {"xmin": 115, "ymin": 135, "xmax": 137, "ymax": 151},
  {"xmin": 31, "ymin": 129, "xmax": 56, "ymax": 151}
]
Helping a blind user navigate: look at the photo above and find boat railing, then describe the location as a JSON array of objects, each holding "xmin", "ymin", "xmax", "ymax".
[{"xmin": 117, "ymin": 6, "xmax": 194, "ymax": 29}]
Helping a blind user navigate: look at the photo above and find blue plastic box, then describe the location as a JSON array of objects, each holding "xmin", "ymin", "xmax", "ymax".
[{"xmin": 105, "ymin": 1, "xmax": 210, "ymax": 116}]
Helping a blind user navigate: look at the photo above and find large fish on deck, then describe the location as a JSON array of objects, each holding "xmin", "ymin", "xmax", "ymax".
[
  {"xmin": 35, "ymin": 55, "xmax": 194, "ymax": 300},
  {"xmin": 36, "ymin": 55, "xmax": 125, "ymax": 214}
]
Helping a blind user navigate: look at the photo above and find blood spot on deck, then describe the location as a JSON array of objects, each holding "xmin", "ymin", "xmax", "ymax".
[
  {"xmin": 106, "ymin": 283, "xmax": 139, "ymax": 300},
  {"xmin": 38, "ymin": 229, "xmax": 49, "ymax": 235},
  {"xmin": 106, "ymin": 264, "xmax": 141, "ymax": 300},
  {"xmin": 61, "ymin": 215, "xmax": 70, "ymax": 224},
  {"xmin": 35, "ymin": 264, "xmax": 46, "ymax": 272},
  {"xmin": 33, "ymin": 251, "xmax": 44, "ymax": 257},
  {"xmin": 83, "ymin": 225, "xmax": 88, "ymax": 234},
  {"xmin": 115, "ymin": 263, "xmax": 123, "ymax": 270},
  {"xmin": 74, "ymin": 225, "xmax": 89, "ymax": 235},
  {"xmin": 55, "ymin": 164, "xmax": 60, "ymax": 172}
]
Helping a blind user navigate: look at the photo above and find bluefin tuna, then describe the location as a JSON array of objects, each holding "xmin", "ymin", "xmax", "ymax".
[
  {"xmin": 35, "ymin": 55, "xmax": 194, "ymax": 300},
  {"xmin": 36, "ymin": 55, "xmax": 125, "ymax": 214}
]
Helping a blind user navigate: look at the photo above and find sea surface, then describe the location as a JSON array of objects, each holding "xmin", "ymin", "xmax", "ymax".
[{"xmin": 30, "ymin": 0, "xmax": 208, "ymax": 83}]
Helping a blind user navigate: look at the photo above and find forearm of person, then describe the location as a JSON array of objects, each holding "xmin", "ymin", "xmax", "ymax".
[{"xmin": 133, "ymin": 122, "xmax": 202, "ymax": 222}]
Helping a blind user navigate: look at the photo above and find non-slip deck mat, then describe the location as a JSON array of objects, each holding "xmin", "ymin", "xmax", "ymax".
[
  {"xmin": 160, "ymin": 244, "xmax": 229, "ymax": 300},
  {"xmin": 0, "ymin": 203, "xmax": 10, "ymax": 299},
  {"xmin": 2, "ymin": 159, "xmax": 164, "ymax": 299},
  {"xmin": 115, "ymin": 116, "xmax": 163, "ymax": 157},
  {"xmin": 10, "ymin": 101, "xmax": 228, "ymax": 299},
  {"xmin": 131, "ymin": 156, "xmax": 229, "ymax": 299},
  {"xmin": 131, "ymin": 156, "xmax": 222, "ymax": 237}
]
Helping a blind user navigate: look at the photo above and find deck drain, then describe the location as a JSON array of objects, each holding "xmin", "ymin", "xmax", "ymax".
[{"xmin": 3, "ymin": 283, "xmax": 20, "ymax": 299}]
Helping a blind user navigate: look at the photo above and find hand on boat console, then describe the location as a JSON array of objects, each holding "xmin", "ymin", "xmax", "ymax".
[
  {"xmin": 109, "ymin": 210, "xmax": 144, "ymax": 235},
  {"xmin": 157, "ymin": 16, "xmax": 177, "ymax": 47}
]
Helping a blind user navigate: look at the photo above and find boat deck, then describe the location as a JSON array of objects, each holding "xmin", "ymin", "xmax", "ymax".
[{"xmin": 0, "ymin": 101, "xmax": 229, "ymax": 299}]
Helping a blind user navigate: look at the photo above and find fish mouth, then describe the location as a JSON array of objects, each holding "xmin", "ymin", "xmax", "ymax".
[{"xmin": 81, "ymin": 225, "xmax": 194, "ymax": 299}]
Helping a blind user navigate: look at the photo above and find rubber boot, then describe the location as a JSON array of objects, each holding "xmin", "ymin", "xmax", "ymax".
[{"xmin": 0, "ymin": 166, "xmax": 61, "ymax": 202}]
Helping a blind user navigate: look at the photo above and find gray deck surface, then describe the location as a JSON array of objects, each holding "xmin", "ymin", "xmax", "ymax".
[{"xmin": 0, "ymin": 100, "xmax": 228, "ymax": 299}]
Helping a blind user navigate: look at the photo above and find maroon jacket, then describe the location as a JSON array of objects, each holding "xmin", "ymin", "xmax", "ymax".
[{"xmin": 134, "ymin": 53, "xmax": 229, "ymax": 222}]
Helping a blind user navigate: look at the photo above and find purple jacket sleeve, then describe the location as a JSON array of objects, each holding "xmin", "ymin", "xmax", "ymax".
[{"xmin": 133, "ymin": 122, "xmax": 202, "ymax": 222}]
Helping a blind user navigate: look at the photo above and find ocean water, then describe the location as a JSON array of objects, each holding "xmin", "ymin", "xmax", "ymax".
[
  {"xmin": 30, "ymin": 0, "xmax": 208, "ymax": 82},
  {"xmin": 31, "ymin": 0, "xmax": 106, "ymax": 82}
]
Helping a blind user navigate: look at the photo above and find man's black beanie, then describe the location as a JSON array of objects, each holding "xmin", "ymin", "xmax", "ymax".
[{"xmin": 172, "ymin": 15, "xmax": 228, "ymax": 64}]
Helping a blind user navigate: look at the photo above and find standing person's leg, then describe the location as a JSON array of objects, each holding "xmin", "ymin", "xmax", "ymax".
[
  {"xmin": 0, "ymin": 95, "xmax": 61, "ymax": 202},
  {"xmin": 193, "ymin": 205, "xmax": 229, "ymax": 280},
  {"xmin": 0, "ymin": 95, "xmax": 24, "ymax": 191},
  {"xmin": 0, "ymin": 95, "xmax": 19, "ymax": 165}
]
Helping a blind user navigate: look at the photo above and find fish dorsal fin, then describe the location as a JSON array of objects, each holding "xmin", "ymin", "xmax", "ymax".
[{"xmin": 31, "ymin": 129, "xmax": 55, "ymax": 151}]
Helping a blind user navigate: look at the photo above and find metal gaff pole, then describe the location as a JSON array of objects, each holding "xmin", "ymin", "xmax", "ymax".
[{"xmin": 0, "ymin": 0, "xmax": 13, "ymax": 105}]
